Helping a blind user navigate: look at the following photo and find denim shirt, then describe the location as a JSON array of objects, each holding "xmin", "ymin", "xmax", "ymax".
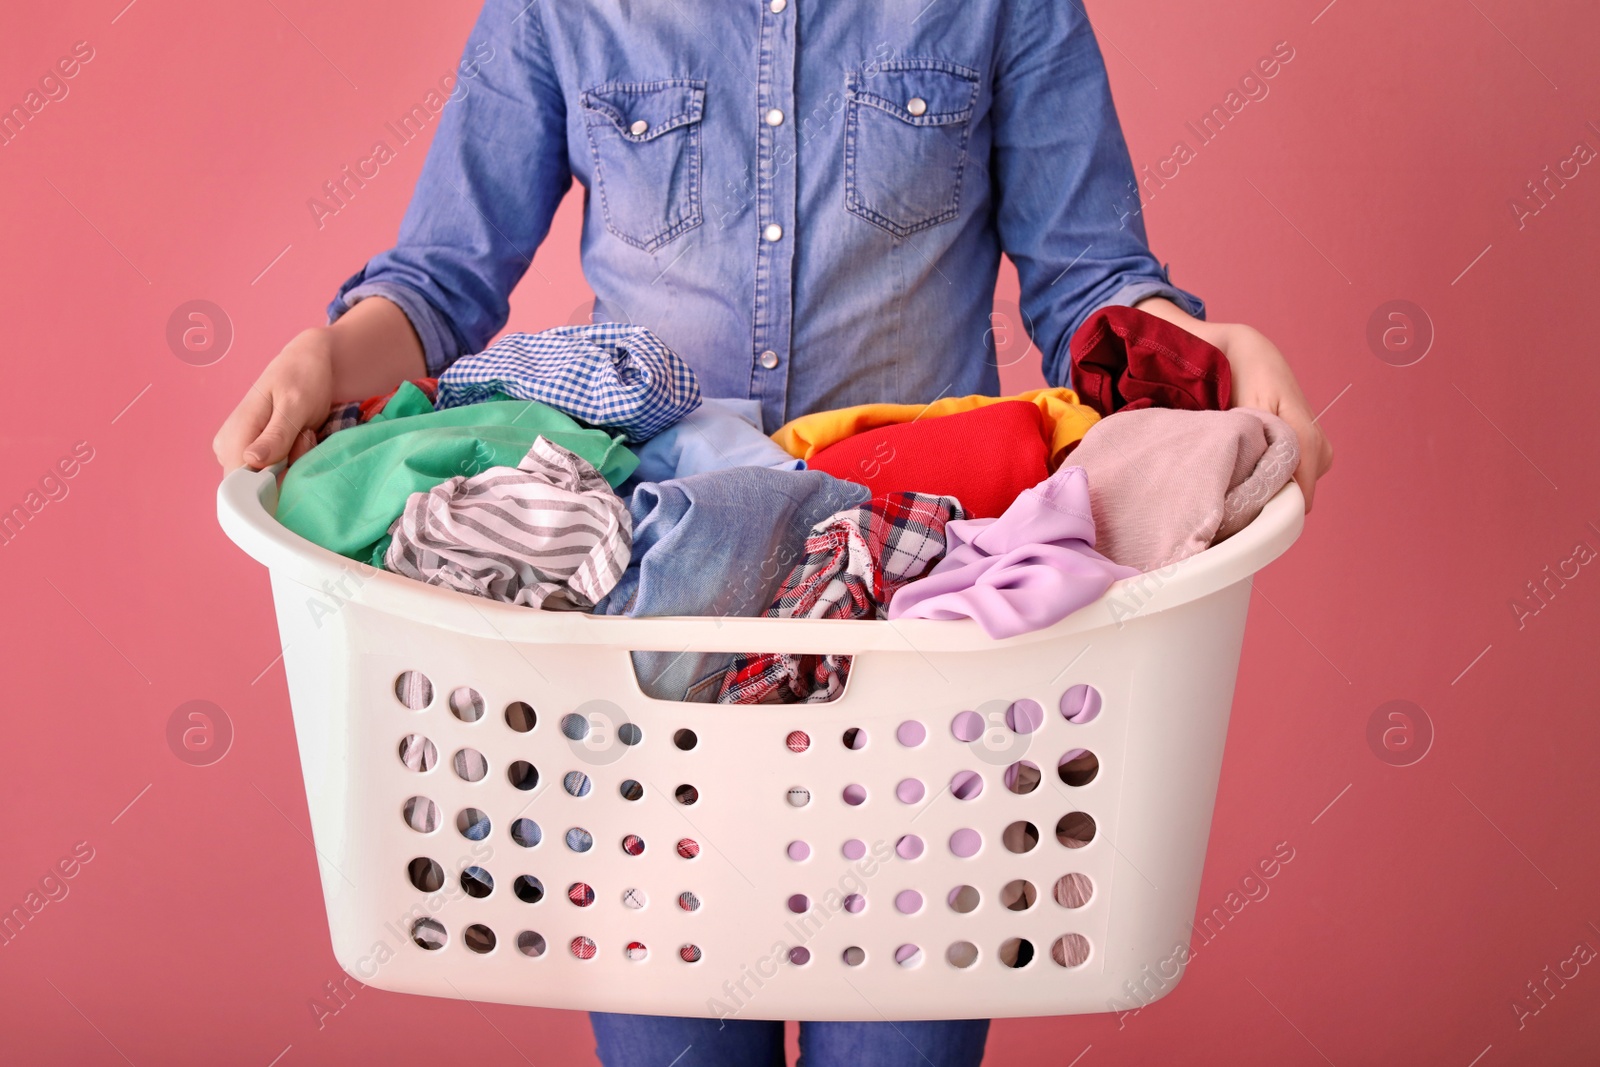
[{"xmin": 329, "ymin": 0, "xmax": 1204, "ymax": 433}]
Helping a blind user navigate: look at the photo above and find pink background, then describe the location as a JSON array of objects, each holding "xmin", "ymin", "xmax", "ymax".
[{"xmin": 3, "ymin": 0, "xmax": 1598, "ymax": 1063}]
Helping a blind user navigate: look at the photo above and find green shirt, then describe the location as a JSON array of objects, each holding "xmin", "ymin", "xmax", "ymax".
[{"xmin": 276, "ymin": 385, "xmax": 639, "ymax": 564}]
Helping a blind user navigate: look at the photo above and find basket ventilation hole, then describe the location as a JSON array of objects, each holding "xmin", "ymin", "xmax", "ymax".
[
  {"xmin": 564, "ymin": 771, "xmax": 592, "ymax": 797},
  {"xmin": 622, "ymin": 888, "xmax": 647, "ymax": 909},
  {"xmin": 1053, "ymin": 873, "xmax": 1094, "ymax": 909},
  {"xmin": 787, "ymin": 840, "xmax": 810, "ymax": 862},
  {"xmin": 568, "ymin": 882, "xmax": 595, "ymax": 907},
  {"xmin": 843, "ymin": 894, "xmax": 866, "ymax": 914},
  {"xmin": 561, "ymin": 714, "xmax": 589, "ymax": 741},
  {"xmin": 407, "ymin": 857, "xmax": 444, "ymax": 893},
  {"xmin": 949, "ymin": 829, "xmax": 982, "ymax": 858},
  {"xmin": 1004, "ymin": 761, "xmax": 1041, "ymax": 795},
  {"xmin": 842, "ymin": 727, "xmax": 867, "ymax": 750},
  {"xmin": 789, "ymin": 946, "xmax": 811, "ymax": 965},
  {"xmin": 946, "ymin": 941, "xmax": 979, "ymax": 969},
  {"xmin": 565, "ymin": 827, "xmax": 594, "ymax": 852},
  {"xmin": 1052, "ymin": 933, "xmax": 1091, "ymax": 967},
  {"xmin": 896, "ymin": 720, "xmax": 927, "ymax": 747},
  {"xmin": 621, "ymin": 834, "xmax": 646, "ymax": 857},
  {"xmin": 1002, "ymin": 821, "xmax": 1040, "ymax": 854},
  {"xmin": 679, "ymin": 944, "xmax": 703, "ymax": 963},
  {"xmin": 895, "ymin": 890, "xmax": 924, "ymax": 914},
  {"xmin": 510, "ymin": 818, "xmax": 542, "ymax": 848},
  {"xmin": 453, "ymin": 748, "xmax": 487, "ymax": 782},
  {"xmin": 950, "ymin": 710, "xmax": 983, "ymax": 743},
  {"xmin": 620, "ymin": 779, "xmax": 644, "ymax": 802},
  {"xmin": 504, "ymin": 701, "xmax": 536, "ymax": 733},
  {"xmin": 1059, "ymin": 749, "xmax": 1100, "ymax": 787},
  {"xmin": 998, "ymin": 937, "xmax": 1034, "ymax": 968},
  {"xmin": 1005, "ymin": 699, "xmax": 1044, "ymax": 734},
  {"xmin": 842, "ymin": 784, "xmax": 867, "ymax": 806},
  {"xmin": 456, "ymin": 808, "xmax": 490, "ymax": 841},
  {"xmin": 402, "ymin": 796, "xmax": 440, "ymax": 834},
  {"xmin": 513, "ymin": 875, "xmax": 544, "ymax": 903},
  {"xmin": 625, "ymin": 941, "xmax": 648, "ymax": 962},
  {"xmin": 788, "ymin": 894, "xmax": 810, "ymax": 914},
  {"xmin": 786, "ymin": 730, "xmax": 810, "ymax": 753},
  {"xmin": 1056, "ymin": 812, "xmax": 1096, "ymax": 848},
  {"xmin": 677, "ymin": 891, "xmax": 701, "ymax": 912},
  {"xmin": 449, "ymin": 687, "xmax": 485, "ymax": 722},
  {"xmin": 842, "ymin": 946, "xmax": 866, "ymax": 967},
  {"xmin": 948, "ymin": 885, "xmax": 980, "ymax": 913},
  {"xmin": 895, "ymin": 835, "xmax": 925, "ymax": 860},
  {"xmin": 508, "ymin": 761, "xmax": 539, "ymax": 791},
  {"xmin": 895, "ymin": 944, "xmax": 923, "ymax": 968},
  {"xmin": 463, "ymin": 925, "xmax": 495, "ymax": 954},
  {"xmin": 411, "ymin": 918, "xmax": 446, "ymax": 950},
  {"xmin": 461, "ymin": 866, "xmax": 493, "ymax": 898},
  {"xmin": 398, "ymin": 735, "xmax": 437, "ymax": 773},
  {"xmin": 841, "ymin": 839, "xmax": 866, "ymax": 860},
  {"xmin": 1000, "ymin": 879, "xmax": 1036, "ymax": 911},
  {"xmin": 675, "ymin": 784, "xmax": 699, "ymax": 805},
  {"xmin": 674, "ymin": 728, "xmax": 698, "ymax": 751},
  {"xmin": 571, "ymin": 936, "xmax": 597, "ymax": 960},
  {"xmin": 896, "ymin": 778, "xmax": 926, "ymax": 804},
  {"xmin": 950, "ymin": 771, "xmax": 984, "ymax": 801},
  {"xmin": 1060, "ymin": 684, "xmax": 1103, "ymax": 724},
  {"xmin": 394, "ymin": 672, "xmax": 433, "ymax": 710},
  {"xmin": 516, "ymin": 931, "xmax": 547, "ymax": 957}
]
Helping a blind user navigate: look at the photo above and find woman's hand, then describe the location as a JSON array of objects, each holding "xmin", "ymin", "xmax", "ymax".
[
  {"xmin": 1134, "ymin": 297, "xmax": 1334, "ymax": 511},
  {"xmin": 212, "ymin": 328, "xmax": 336, "ymax": 471},
  {"xmin": 212, "ymin": 296, "xmax": 427, "ymax": 472}
]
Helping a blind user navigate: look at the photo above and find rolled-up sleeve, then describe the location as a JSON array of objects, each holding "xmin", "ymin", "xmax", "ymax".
[
  {"xmin": 327, "ymin": 0, "xmax": 573, "ymax": 377},
  {"xmin": 990, "ymin": 0, "xmax": 1204, "ymax": 388}
]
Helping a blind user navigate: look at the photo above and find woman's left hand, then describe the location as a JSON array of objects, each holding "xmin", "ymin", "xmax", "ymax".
[{"xmin": 1134, "ymin": 298, "xmax": 1334, "ymax": 511}]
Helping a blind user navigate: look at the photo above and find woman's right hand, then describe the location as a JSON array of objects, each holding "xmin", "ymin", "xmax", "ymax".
[{"xmin": 212, "ymin": 327, "xmax": 338, "ymax": 471}]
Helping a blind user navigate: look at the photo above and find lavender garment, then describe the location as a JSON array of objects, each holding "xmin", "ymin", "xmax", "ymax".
[
  {"xmin": 1066, "ymin": 407, "xmax": 1299, "ymax": 572},
  {"xmin": 887, "ymin": 465, "xmax": 1137, "ymax": 639}
]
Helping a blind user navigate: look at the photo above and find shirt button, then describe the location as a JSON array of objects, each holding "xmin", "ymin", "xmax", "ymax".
[
  {"xmin": 765, "ymin": 108, "xmax": 785, "ymax": 127},
  {"xmin": 906, "ymin": 97, "xmax": 927, "ymax": 117},
  {"xmin": 763, "ymin": 223, "xmax": 783, "ymax": 242},
  {"xmin": 629, "ymin": 119, "xmax": 649, "ymax": 136},
  {"xmin": 769, "ymin": 0, "xmax": 786, "ymax": 11},
  {"xmin": 759, "ymin": 350, "xmax": 780, "ymax": 370}
]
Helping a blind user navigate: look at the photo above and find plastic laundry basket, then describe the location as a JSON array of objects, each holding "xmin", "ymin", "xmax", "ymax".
[{"xmin": 218, "ymin": 465, "xmax": 1303, "ymax": 1021}]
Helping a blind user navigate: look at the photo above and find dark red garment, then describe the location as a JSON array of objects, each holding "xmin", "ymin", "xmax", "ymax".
[
  {"xmin": 805, "ymin": 400, "xmax": 1049, "ymax": 520},
  {"xmin": 1068, "ymin": 306, "xmax": 1231, "ymax": 417}
]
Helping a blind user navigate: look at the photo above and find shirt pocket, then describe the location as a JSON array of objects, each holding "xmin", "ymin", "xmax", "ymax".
[
  {"xmin": 844, "ymin": 59, "xmax": 980, "ymax": 238},
  {"xmin": 581, "ymin": 79, "xmax": 707, "ymax": 253}
]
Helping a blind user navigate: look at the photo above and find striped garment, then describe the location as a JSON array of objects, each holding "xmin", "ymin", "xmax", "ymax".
[
  {"xmin": 435, "ymin": 323, "xmax": 701, "ymax": 442},
  {"xmin": 717, "ymin": 492, "xmax": 963, "ymax": 705},
  {"xmin": 383, "ymin": 437, "xmax": 631, "ymax": 610}
]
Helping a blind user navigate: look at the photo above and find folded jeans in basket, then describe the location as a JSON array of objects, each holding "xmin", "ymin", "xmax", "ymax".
[{"xmin": 593, "ymin": 467, "xmax": 869, "ymax": 701}]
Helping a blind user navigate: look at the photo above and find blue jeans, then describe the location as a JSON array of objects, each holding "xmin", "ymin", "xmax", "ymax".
[{"xmin": 590, "ymin": 1013, "xmax": 990, "ymax": 1067}]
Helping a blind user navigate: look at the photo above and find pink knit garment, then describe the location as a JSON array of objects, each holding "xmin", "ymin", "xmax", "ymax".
[{"xmin": 1067, "ymin": 407, "xmax": 1299, "ymax": 572}]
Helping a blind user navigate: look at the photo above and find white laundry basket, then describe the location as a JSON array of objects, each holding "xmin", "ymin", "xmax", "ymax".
[{"xmin": 218, "ymin": 465, "xmax": 1302, "ymax": 1021}]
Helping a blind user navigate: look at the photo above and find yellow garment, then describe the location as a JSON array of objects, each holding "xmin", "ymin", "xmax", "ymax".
[{"xmin": 773, "ymin": 388, "xmax": 1101, "ymax": 469}]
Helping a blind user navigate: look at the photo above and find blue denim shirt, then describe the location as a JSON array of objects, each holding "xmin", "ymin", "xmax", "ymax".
[{"xmin": 330, "ymin": 0, "xmax": 1203, "ymax": 433}]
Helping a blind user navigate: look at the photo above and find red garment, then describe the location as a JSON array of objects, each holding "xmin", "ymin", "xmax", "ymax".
[
  {"xmin": 806, "ymin": 401, "xmax": 1049, "ymax": 520},
  {"xmin": 1068, "ymin": 306, "xmax": 1231, "ymax": 417}
]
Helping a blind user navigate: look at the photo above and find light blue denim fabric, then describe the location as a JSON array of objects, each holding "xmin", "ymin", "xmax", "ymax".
[
  {"xmin": 594, "ymin": 467, "xmax": 868, "ymax": 701},
  {"xmin": 622, "ymin": 398, "xmax": 804, "ymax": 494},
  {"xmin": 328, "ymin": 0, "xmax": 1203, "ymax": 432},
  {"xmin": 589, "ymin": 1013, "xmax": 990, "ymax": 1067}
]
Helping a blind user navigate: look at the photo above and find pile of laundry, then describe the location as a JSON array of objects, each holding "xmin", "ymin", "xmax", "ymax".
[{"xmin": 275, "ymin": 308, "xmax": 1298, "ymax": 704}]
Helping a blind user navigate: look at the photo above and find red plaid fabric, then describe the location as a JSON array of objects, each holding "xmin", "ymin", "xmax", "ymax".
[
  {"xmin": 315, "ymin": 378, "xmax": 439, "ymax": 442},
  {"xmin": 717, "ymin": 492, "xmax": 962, "ymax": 705}
]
